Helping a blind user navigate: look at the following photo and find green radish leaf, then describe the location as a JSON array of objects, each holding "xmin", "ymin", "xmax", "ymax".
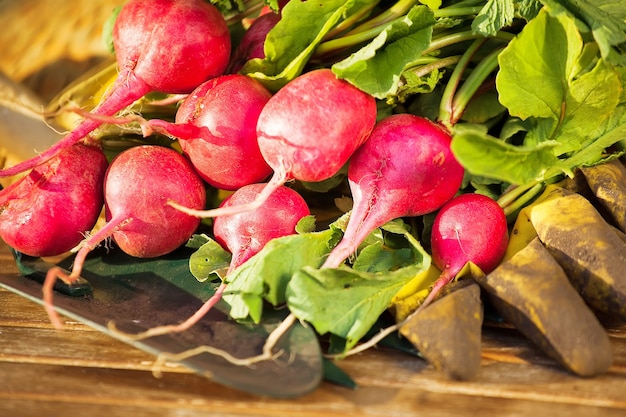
[
  {"xmin": 450, "ymin": 125, "xmax": 561, "ymax": 185},
  {"xmin": 496, "ymin": 9, "xmax": 583, "ymax": 122},
  {"xmin": 472, "ymin": 0, "xmax": 516, "ymax": 36},
  {"xmin": 541, "ymin": 0, "xmax": 626, "ymax": 65},
  {"xmin": 188, "ymin": 236, "xmax": 231, "ymax": 282},
  {"xmin": 286, "ymin": 221, "xmax": 430, "ymax": 351},
  {"xmin": 241, "ymin": 0, "xmax": 366, "ymax": 91},
  {"xmin": 332, "ymin": 5, "xmax": 436, "ymax": 99},
  {"xmin": 222, "ymin": 227, "xmax": 342, "ymax": 323}
]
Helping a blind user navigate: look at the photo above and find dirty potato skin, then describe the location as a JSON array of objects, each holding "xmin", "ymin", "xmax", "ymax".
[
  {"xmin": 400, "ymin": 280, "xmax": 484, "ymax": 381},
  {"xmin": 476, "ymin": 237, "xmax": 613, "ymax": 377},
  {"xmin": 529, "ymin": 187, "xmax": 626, "ymax": 321}
]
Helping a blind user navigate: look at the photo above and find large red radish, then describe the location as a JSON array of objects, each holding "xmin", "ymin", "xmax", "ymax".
[
  {"xmin": 321, "ymin": 113, "xmax": 465, "ymax": 269},
  {"xmin": 0, "ymin": 141, "xmax": 108, "ymax": 257}
]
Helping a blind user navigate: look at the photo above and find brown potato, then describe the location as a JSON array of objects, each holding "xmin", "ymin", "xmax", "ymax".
[
  {"xmin": 476, "ymin": 237, "xmax": 613, "ymax": 377},
  {"xmin": 529, "ymin": 187, "xmax": 626, "ymax": 320},
  {"xmin": 399, "ymin": 280, "xmax": 483, "ymax": 381}
]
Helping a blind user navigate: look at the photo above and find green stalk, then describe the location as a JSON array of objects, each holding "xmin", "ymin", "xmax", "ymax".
[
  {"xmin": 449, "ymin": 45, "xmax": 503, "ymax": 124},
  {"xmin": 342, "ymin": 0, "xmax": 419, "ymax": 36},
  {"xmin": 438, "ymin": 37, "xmax": 486, "ymax": 130},
  {"xmin": 323, "ymin": 1, "xmax": 382, "ymax": 40},
  {"xmin": 500, "ymin": 182, "xmax": 544, "ymax": 219},
  {"xmin": 433, "ymin": 6, "xmax": 483, "ymax": 19},
  {"xmin": 405, "ymin": 55, "xmax": 462, "ymax": 78}
]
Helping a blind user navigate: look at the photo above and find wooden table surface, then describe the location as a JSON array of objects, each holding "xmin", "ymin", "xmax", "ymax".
[{"xmin": 1, "ymin": 239, "xmax": 626, "ymax": 417}]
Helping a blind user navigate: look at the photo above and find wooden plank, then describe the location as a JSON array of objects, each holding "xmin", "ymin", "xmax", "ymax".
[
  {"xmin": 2, "ymin": 361, "xmax": 626, "ymax": 417},
  {"xmin": 2, "ymin": 240, "xmax": 626, "ymax": 416}
]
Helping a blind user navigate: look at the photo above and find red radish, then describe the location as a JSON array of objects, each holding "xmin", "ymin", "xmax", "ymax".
[
  {"xmin": 321, "ymin": 113, "xmax": 465, "ymax": 269},
  {"xmin": 214, "ymin": 183, "xmax": 311, "ymax": 275},
  {"xmin": 0, "ymin": 0, "xmax": 231, "ymax": 178},
  {"xmin": 142, "ymin": 74, "xmax": 273, "ymax": 190},
  {"xmin": 421, "ymin": 192, "xmax": 509, "ymax": 310},
  {"xmin": 44, "ymin": 145, "xmax": 206, "ymax": 327},
  {"xmin": 229, "ymin": 11, "xmax": 282, "ymax": 73},
  {"xmin": 114, "ymin": 182, "xmax": 311, "ymax": 339},
  {"xmin": 169, "ymin": 68, "xmax": 377, "ymax": 218},
  {"xmin": 0, "ymin": 141, "xmax": 108, "ymax": 257}
]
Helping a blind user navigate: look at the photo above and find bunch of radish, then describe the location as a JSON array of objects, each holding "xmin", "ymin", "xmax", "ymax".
[{"xmin": 0, "ymin": 0, "xmax": 515, "ymax": 361}]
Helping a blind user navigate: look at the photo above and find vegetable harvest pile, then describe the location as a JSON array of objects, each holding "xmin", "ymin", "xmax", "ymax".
[{"xmin": 1, "ymin": 0, "xmax": 626, "ymax": 394}]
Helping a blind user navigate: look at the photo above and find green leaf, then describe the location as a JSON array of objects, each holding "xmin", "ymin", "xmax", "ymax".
[
  {"xmin": 286, "ymin": 222, "xmax": 430, "ymax": 351},
  {"xmin": 332, "ymin": 5, "xmax": 436, "ymax": 99},
  {"xmin": 189, "ymin": 237, "xmax": 231, "ymax": 282},
  {"xmin": 222, "ymin": 228, "xmax": 342, "ymax": 322},
  {"xmin": 551, "ymin": 58, "xmax": 622, "ymax": 156},
  {"xmin": 496, "ymin": 9, "xmax": 583, "ymax": 121},
  {"xmin": 286, "ymin": 260, "xmax": 428, "ymax": 351},
  {"xmin": 240, "ymin": 0, "xmax": 361, "ymax": 91},
  {"xmin": 540, "ymin": 0, "xmax": 626, "ymax": 65},
  {"xmin": 472, "ymin": 0, "xmax": 516, "ymax": 36},
  {"xmin": 450, "ymin": 125, "xmax": 561, "ymax": 185}
]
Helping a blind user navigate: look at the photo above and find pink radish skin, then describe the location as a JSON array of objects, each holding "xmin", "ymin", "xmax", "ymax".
[
  {"xmin": 145, "ymin": 74, "xmax": 273, "ymax": 190},
  {"xmin": 421, "ymin": 193, "xmax": 509, "ymax": 311},
  {"xmin": 214, "ymin": 183, "xmax": 311, "ymax": 275},
  {"xmin": 0, "ymin": 0, "xmax": 230, "ymax": 178},
  {"xmin": 44, "ymin": 145, "xmax": 206, "ymax": 328},
  {"xmin": 169, "ymin": 68, "xmax": 377, "ymax": 219},
  {"xmin": 116, "ymin": 182, "xmax": 311, "ymax": 339},
  {"xmin": 0, "ymin": 142, "xmax": 108, "ymax": 257},
  {"xmin": 321, "ymin": 113, "xmax": 466, "ymax": 269}
]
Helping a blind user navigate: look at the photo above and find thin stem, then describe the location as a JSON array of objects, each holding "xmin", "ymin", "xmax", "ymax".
[
  {"xmin": 323, "ymin": 1, "xmax": 381, "ymax": 40},
  {"xmin": 342, "ymin": 0, "xmax": 419, "ymax": 36},
  {"xmin": 449, "ymin": 45, "xmax": 504, "ymax": 125},
  {"xmin": 501, "ymin": 182, "xmax": 545, "ymax": 219},
  {"xmin": 405, "ymin": 55, "xmax": 462, "ymax": 78},
  {"xmin": 438, "ymin": 37, "xmax": 486, "ymax": 130}
]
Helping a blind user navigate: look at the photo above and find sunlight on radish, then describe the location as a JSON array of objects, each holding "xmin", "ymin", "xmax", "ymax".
[{"xmin": 0, "ymin": 0, "xmax": 230, "ymax": 178}]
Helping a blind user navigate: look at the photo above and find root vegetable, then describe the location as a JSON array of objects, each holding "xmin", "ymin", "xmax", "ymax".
[
  {"xmin": 0, "ymin": 141, "xmax": 108, "ymax": 257},
  {"xmin": 0, "ymin": 0, "xmax": 230, "ymax": 178},
  {"xmin": 321, "ymin": 113, "xmax": 465, "ymax": 269},
  {"xmin": 144, "ymin": 74, "xmax": 273, "ymax": 190},
  {"xmin": 419, "ymin": 192, "xmax": 509, "ymax": 311},
  {"xmin": 44, "ymin": 145, "xmax": 206, "ymax": 328}
]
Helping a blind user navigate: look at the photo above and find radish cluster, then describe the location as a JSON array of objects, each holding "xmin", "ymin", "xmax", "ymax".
[
  {"xmin": 0, "ymin": 0, "xmax": 518, "ymax": 351},
  {"xmin": 0, "ymin": 0, "xmax": 231, "ymax": 178}
]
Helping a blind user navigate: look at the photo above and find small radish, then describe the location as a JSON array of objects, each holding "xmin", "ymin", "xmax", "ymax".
[
  {"xmin": 420, "ymin": 192, "xmax": 509, "ymax": 311},
  {"xmin": 169, "ymin": 68, "xmax": 377, "ymax": 218},
  {"xmin": 44, "ymin": 145, "xmax": 206, "ymax": 328},
  {"xmin": 0, "ymin": 0, "xmax": 231, "ymax": 178},
  {"xmin": 113, "ymin": 182, "xmax": 310, "ymax": 339},
  {"xmin": 0, "ymin": 141, "xmax": 108, "ymax": 257},
  {"xmin": 229, "ymin": 11, "xmax": 282, "ymax": 73},
  {"xmin": 142, "ymin": 74, "xmax": 273, "ymax": 190},
  {"xmin": 214, "ymin": 183, "xmax": 311, "ymax": 274},
  {"xmin": 321, "ymin": 113, "xmax": 465, "ymax": 269}
]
